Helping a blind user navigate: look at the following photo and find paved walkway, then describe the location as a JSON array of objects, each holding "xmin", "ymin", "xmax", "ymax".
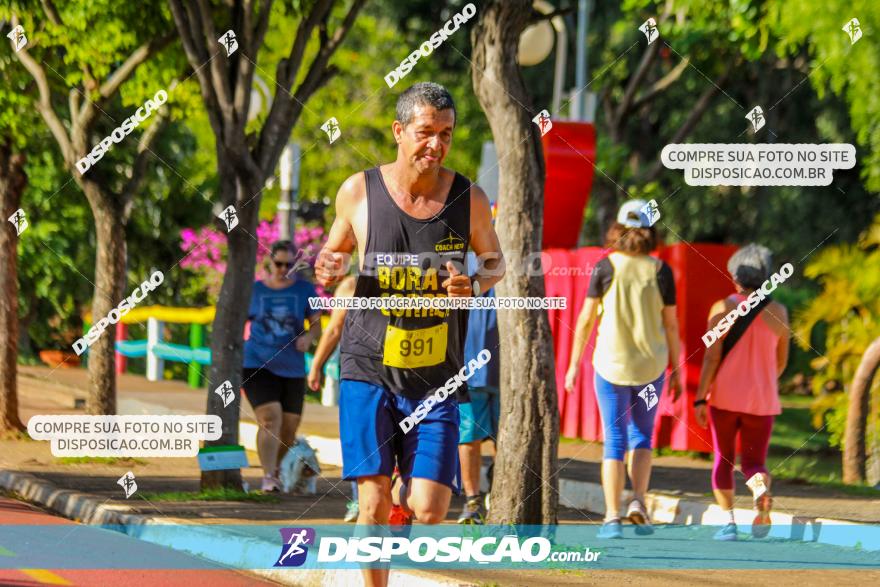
[
  {"xmin": 5, "ymin": 366, "xmax": 880, "ymax": 585},
  {"xmin": 16, "ymin": 364, "xmax": 878, "ymax": 523}
]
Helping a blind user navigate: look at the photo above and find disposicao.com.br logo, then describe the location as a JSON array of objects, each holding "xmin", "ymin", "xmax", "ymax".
[{"xmin": 272, "ymin": 527, "xmax": 600, "ymax": 567}]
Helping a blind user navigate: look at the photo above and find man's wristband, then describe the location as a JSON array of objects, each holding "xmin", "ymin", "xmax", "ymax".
[{"xmin": 693, "ymin": 398, "xmax": 708, "ymax": 408}]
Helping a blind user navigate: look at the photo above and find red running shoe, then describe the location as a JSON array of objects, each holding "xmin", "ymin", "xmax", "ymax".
[
  {"xmin": 388, "ymin": 504, "xmax": 412, "ymax": 526},
  {"xmin": 388, "ymin": 504, "xmax": 413, "ymax": 538},
  {"xmin": 751, "ymin": 493, "xmax": 773, "ymax": 538}
]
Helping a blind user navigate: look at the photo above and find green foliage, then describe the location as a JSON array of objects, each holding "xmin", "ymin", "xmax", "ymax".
[
  {"xmin": 1, "ymin": 38, "xmax": 91, "ymax": 350},
  {"xmin": 795, "ymin": 214, "xmax": 880, "ymax": 448},
  {"xmin": 769, "ymin": 0, "xmax": 880, "ymax": 192},
  {"xmin": 267, "ymin": 4, "xmax": 489, "ymax": 224},
  {"xmin": 582, "ymin": 0, "xmax": 878, "ymax": 265},
  {"xmin": 15, "ymin": 153, "xmax": 94, "ymax": 350},
  {"xmin": 1, "ymin": 1, "xmax": 213, "ymax": 355}
]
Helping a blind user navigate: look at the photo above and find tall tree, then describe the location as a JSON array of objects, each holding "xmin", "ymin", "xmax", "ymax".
[
  {"xmin": 5, "ymin": 1, "xmax": 177, "ymax": 415},
  {"xmin": 0, "ymin": 139, "xmax": 26, "ymax": 435},
  {"xmin": 0, "ymin": 21, "xmax": 31, "ymax": 434},
  {"xmin": 471, "ymin": 0, "xmax": 559, "ymax": 524},
  {"xmin": 167, "ymin": 0, "xmax": 366, "ymax": 489},
  {"xmin": 844, "ymin": 337, "xmax": 880, "ymax": 484}
]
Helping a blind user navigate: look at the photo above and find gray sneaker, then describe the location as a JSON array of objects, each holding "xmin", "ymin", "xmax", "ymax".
[{"xmin": 457, "ymin": 496, "xmax": 486, "ymax": 524}]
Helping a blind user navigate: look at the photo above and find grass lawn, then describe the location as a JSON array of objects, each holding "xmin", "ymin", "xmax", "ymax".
[
  {"xmin": 55, "ymin": 456, "xmax": 148, "ymax": 465},
  {"xmin": 139, "ymin": 487, "xmax": 280, "ymax": 503},
  {"xmin": 766, "ymin": 396, "xmax": 879, "ymax": 496}
]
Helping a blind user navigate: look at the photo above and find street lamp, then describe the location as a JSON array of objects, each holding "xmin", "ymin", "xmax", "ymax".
[{"xmin": 518, "ymin": 0, "xmax": 567, "ymax": 116}]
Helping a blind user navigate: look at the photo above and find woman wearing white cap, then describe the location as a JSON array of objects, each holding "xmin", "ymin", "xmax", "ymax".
[{"xmin": 565, "ymin": 199, "xmax": 683, "ymax": 539}]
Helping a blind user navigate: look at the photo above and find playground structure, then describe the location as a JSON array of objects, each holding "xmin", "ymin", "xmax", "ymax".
[{"xmin": 111, "ymin": 306, "xmax": 214, "ymax": 387}]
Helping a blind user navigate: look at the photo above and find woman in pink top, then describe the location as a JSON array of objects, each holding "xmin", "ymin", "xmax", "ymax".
[{"xmin": 694, "ymin": 244, "xmax": 790, "ymax": 542}]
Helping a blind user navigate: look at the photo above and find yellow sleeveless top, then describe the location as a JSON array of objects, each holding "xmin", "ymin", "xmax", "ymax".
[{"xmin": 592, "ymin": 252, "xmax": 668, "ymax": 386}]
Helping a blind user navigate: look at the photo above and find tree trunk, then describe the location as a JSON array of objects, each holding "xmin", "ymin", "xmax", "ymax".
[
  {"xmin": 18, "ymin": 308, "xmax": 36, "ymax": 360},
  {"xmin": 472, "ymin": 0, "xmax": 559, "ymax": 524},
  {"xmin": 83, "ymin": 184, "xmax": 128, "ymax": 415},
  {"xmin": 201, "ymin": 175, "xmax": 262, "ymax": 490},
  {"xmin": 843, "ymin": 337, "xmax": 880, "ymax": 484},
  {"xmin": 0, "ymin": 142, "xmax": 27, "ymax": 434}
]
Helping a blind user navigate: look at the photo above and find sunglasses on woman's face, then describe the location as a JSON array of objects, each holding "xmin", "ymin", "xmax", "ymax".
[{"xmin": 273, "ymin": 260, "xmax": 294, "ymax": 269}]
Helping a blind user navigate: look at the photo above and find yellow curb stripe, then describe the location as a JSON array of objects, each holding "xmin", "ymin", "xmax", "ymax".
[{"xmin": 20, "ymin": 569, "xmax": 73, "ymax": 585}]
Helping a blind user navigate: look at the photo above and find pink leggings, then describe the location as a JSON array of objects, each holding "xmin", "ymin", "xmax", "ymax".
[{"xmin": 709, "ymin": 406, "xmax": 774, "ymax": 490}]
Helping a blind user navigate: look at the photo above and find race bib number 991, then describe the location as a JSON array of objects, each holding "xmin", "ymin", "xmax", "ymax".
[{"xmin": 383, "ymin": 323, "xmax": 447, "ymax": 369}]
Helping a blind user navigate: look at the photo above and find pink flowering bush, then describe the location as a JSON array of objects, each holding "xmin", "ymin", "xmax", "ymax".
[{"xmin": 179, "ymin": 218, "xmax": 329, "ymax": 303}]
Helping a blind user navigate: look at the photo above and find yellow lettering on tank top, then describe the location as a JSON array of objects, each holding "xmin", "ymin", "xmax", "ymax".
[
  {"xmin": 377, "ymin": 267, "xmax": 391, "ymax": 290},
  {"xmin": 391, "ymin": 267, "xmax": 406, "ymax": 290},
  {"xmin": 423, "ymin": 267, "xmax": 438, "ymax": 290},
  {"xmin": 406, "ymin": 267, "xmax": 421, "ymax": 291}
]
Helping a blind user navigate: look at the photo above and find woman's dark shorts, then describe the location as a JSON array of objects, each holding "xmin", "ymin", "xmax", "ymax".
[{"xmin": 242, "ymin": 367, "xmax": 306, "ymax": 415}]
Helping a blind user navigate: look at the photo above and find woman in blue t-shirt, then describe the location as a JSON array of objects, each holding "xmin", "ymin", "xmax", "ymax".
[{"xmin": 243, "ymin": 240, "xmax": 322, "ymax": 492}]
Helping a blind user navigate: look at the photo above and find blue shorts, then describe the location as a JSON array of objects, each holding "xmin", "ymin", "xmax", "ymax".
[
  {"xmin": 339, "ymin": 379, "xmax": 461, "ymax": 493},
  {"xmin": 594, "ymin": 371, "xmax": 665, "ymax": 461},
  {"xmin": 458, "ymin": 386, "xmax": 500, "ymax": 444}
]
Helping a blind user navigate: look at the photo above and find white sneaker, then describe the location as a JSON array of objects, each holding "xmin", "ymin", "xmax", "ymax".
[
  {"xmin": 626, "ymin": 498, "xmax": 654, "ymax": 535},
  {"xmin": 261, "ymin": 475, "xmax": 281, "ymax": 493}
]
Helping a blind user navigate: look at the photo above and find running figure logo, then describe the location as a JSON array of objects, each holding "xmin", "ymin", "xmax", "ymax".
[
  {"xmin": 117, "ymin": 472, "xmax": 138, "ymax": 499},
  {"xmin": 8, "ymin": 208, "xmax": 28, "ymax": 236},
  {"xmin": 746, "ymin": 105, "xmax": 765, "ymax": 132},
  {"xmin": 532, "ymin": 110, "xmax": 552, "ymax": 136},
  {"xmin": 842, "ymin": 18, "xmax": 862, "ymax": 45},
  {"xmin": 640, "ymin": 199, "xmax": 660, "ymax": 227},
  {"xmin": 639, "ymin": 18, "xmax": 659, "ymax": 45},
  {"xmin": 285, "ymin": 246, "xmax": 314, "ymax": 279},
  {"xmin": 321, "ymin": 117, "xmax": 341, "ymax": 144},
  {"xmin": 274, "ymin": 527, "xmax": 315, "ymax": 567},
  {"xmin": 214, "ymin": 380, "xmax": 235, "ymax": 408},
  {"xmin": 218, "ymin": 30, "xmax": 238, "ymax": 56},
  {"xmin": 638, "ymin": 384, "xmax": 659, "ymax": 411},
  {"xmin": 218, "ymin": 205, "xmax": 239, "ymax": 232},
  {"xmin": 7, "ymin": 25, "xmax": 27, "ymax": 52},
  {"xmin": 746, "ymin": 473, "xmax": 769, "ymax": 499}
]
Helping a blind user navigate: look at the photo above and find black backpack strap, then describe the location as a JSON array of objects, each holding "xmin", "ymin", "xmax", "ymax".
[{"xmin": 720, "ymin": 295, "xmax": 773, "ymax": 362}]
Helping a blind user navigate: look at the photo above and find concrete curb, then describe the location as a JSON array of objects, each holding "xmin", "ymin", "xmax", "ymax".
[
  {"xmin": 0, "ymin": 469, "xmax": 473, "ymax": 586},
  {"xmin": 558, "ymin": 470, "xmax": 878, "ymax": 550},
  {"xmin": 0, "ymin": 470, "xmax": 148, "ymax": 526}
]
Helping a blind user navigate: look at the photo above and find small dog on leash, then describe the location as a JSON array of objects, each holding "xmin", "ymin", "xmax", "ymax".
[{"xmin": 279, "ymin": 437, "xmax": 321, "ymax": 495}]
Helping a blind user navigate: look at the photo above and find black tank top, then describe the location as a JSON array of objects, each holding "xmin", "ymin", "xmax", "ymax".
[{"xmin": 340, "ymin": 166, "xmax": 471, "ymax": 400}]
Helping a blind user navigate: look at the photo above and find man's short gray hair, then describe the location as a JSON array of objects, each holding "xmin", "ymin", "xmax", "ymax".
[
  {"xmin": 396, "ymin": 82, "xmax": 456, "ymax": 127},
  {"xmin": 728, "ymin": 243, "xmax": 774, "ymax": 289}
]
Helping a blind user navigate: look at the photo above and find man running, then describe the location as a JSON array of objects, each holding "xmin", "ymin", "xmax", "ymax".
[{"xmin": 315, "ymin": 82, "xmax": 504, "ymax": 587}]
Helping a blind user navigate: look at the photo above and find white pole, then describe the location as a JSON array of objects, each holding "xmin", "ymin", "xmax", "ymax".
[{"xmin": 146, "ymin": 317, "xmax": 164, "ymax": 381}]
